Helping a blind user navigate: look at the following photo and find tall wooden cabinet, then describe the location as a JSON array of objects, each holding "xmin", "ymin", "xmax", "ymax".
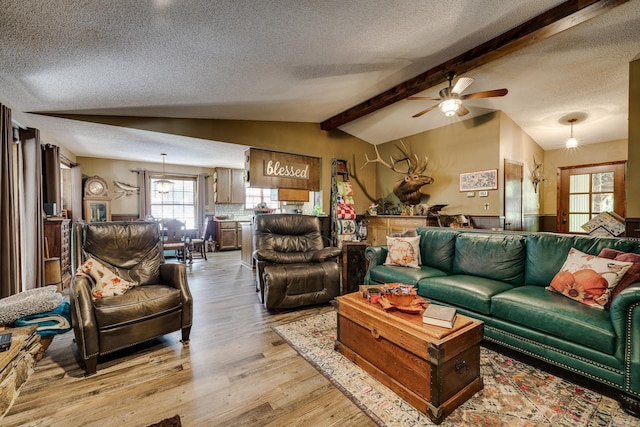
[{"xmin": 44, "ymin": 219, "xmax": 72, "ymax": 289}]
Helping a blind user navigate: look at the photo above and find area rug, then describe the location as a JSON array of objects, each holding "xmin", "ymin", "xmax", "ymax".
[
  {"xmin": 273, "ymin": 312, "xmax": 638, "ymax": 426},
  {"xmin": 146, "ymin": 414, "xmax": 181, "ymax": 427}
]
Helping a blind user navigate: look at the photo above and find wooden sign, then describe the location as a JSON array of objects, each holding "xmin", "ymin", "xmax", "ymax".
[{"xmin": 245, "ymin": 148, "xmax": 320, "ymax": 190}]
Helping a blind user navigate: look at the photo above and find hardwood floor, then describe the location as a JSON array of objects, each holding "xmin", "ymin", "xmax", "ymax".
[{"xmin": 3, "ymin": 251, "xmax": 376, "ymax": 427}]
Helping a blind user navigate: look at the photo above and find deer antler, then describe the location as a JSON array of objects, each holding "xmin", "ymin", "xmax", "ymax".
[
  {"xmin": 389, "ymin": 141, "xmax": 429, "ymax": 175},
  {"xmin": 361, "ymin": 144, "xmax": 406, "ymax": 174}
]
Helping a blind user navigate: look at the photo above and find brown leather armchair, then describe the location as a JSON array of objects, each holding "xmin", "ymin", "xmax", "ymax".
[
  {"xmin": 253, "ymin": 214, "xmax": 341, "ymax": 311},
  {"xmin": 70, "ymin": 221, "xmax": 192, "ymax": 375}
]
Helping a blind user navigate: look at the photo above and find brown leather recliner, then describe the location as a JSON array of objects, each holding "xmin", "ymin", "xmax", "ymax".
[
  {"xmin": 70, "ymin": 221, "xmax": 192, "ymax": 375},
  {"xmin": 253, "ymin": 214, "xmax": 341, "ymax": 311}
]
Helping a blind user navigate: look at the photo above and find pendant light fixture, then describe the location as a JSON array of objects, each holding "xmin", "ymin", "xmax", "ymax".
[
  {"xmin": 156, "ymin": 153, "xmax": 173, "ymax": 194},
  {"xmin": 566, "ymin": 118, "xmax": 578, "ymax": 149}
]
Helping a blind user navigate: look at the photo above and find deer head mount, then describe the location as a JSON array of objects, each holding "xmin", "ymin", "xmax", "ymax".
[{"xmin": 362, "ymin": 141, "xmax": 434, "ymax": 205}]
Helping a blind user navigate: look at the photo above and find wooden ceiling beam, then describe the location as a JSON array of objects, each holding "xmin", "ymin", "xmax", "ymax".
[{"xmin": 320, "ymin": 0, "xmax": 628, "ymax": 131}]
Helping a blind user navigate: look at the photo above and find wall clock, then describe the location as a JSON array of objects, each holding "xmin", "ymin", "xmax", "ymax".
[{"xmin": 84, "ymin": 176, "xmax": 109, "ymax": 198}]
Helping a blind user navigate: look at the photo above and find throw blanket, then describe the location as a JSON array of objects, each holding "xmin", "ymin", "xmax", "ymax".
[
  {"xmin": 15, "ymin": 301, "xmax": 72, "ymax": 337},
  {"xmin": 0, "ymin": 285, "xmax": 62, "ymax": 324}
]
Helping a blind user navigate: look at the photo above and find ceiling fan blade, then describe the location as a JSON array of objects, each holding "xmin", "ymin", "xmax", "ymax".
[
  {"xmin": 408, "ymin": 96, "xmax": 441, "ymax": 101},
  {"xmin": 456, "ymin": 104, "xmax": 470, "ymax": 116},
  {"xmin": 461, "ymin": 88, "xmax": 508, "ymax": 100},
  {"xmin": 452, "ymin": 77, "xmax": 474, "ymax": 95},
  {"xmin": 412, "ymin": 104, "xmax": 439, "ymax": 118}
]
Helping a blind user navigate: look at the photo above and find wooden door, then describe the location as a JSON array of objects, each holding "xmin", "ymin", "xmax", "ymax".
[
  {"xmin": 504, "ymin": 160, "xmax": 523, "ymax": 231},
  {"xmin": 557, "ymin": 161, "xmax": 626, "ymax": 233}
]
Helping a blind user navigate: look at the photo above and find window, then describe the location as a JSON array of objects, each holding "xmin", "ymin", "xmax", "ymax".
[
  {"xmin": 245, "ymin": 188, "xmax": 280, "ymax": 210},
  {"xmin": 150, "ymin": 177, "xmax": 196, "ymax": 228}
]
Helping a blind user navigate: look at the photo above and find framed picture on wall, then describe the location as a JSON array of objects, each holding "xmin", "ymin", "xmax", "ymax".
[{"xmin": 459, "ymin": 169, "xmax": 498, "ymax": 192}]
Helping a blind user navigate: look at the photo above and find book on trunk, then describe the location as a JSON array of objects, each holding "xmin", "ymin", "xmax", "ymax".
[
  {"xmin": 422, "ymin": 304, "xmax": 457, "ymax": 328},
  {"xmin": 0, "ymin": 331, "xmax": 12, "ymax": 352}
]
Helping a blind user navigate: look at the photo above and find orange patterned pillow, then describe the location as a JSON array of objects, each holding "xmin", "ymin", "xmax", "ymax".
[
  {"xmin": 77, "ymin": 257, "xmax": 133, "ymax": 298},
  {"xmin": 547, "ymin": 247, "xmax": 633, "ymax": 309}
]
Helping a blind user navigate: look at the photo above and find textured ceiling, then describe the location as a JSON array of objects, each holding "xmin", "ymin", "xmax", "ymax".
[{"xmin": 1, "ymin": 0, "xmax": 639, "ymax": 168}]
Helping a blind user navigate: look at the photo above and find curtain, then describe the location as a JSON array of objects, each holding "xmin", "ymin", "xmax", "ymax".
[
  {"xmin": 42, "ymin": 144, "xmax": 61, "ymax": 208},
  {"xmin": 138, "ymin": 169, "xmax": 151, "ymax": 219},
  {"xmin": 196, "ymin": 173, "xmax": 206, "ymax": 234},
  {"xmin": 19, "ymin": 128, "xmax": 44, "ymax": 290},
  {"xmin": 0, "ymin": 104, "xmax": 20, "ymax": 298}
]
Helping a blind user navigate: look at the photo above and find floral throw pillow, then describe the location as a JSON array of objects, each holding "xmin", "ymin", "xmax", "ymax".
[
  {"xmin": 384, "ymin": 236, "xmax": 421, "ymax": 268},
  {"xmin": 547, "ymin": 247, "xmax": 633, "ymax": 309},
  {"xmin": 76, "ymin": 257, "xmax": 133, "ymax": 298}
]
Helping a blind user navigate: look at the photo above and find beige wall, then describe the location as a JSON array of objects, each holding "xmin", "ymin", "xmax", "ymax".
[
  {"xmin": 374, "ymin": 112, "xmax": 526, "ymax": 217},
  {"xmin": 498, "ymin": 112, "xmax": 545, "ymax": 217},
  {"xmin": 77, "ymin": 157, "xmax": 216, "ymax": 217},
  {"xmin": 68, "ymin": 118, "xmax": 377, "ymax": 216},
  {"xmin": 542, "ymin": 139, "xmax": 628, "ymax": 214}
]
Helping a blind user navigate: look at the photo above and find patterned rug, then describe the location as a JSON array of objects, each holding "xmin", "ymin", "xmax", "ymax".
[{"xmin": 273, "ymin": 312, "xmax": 638, "ymax": 426}]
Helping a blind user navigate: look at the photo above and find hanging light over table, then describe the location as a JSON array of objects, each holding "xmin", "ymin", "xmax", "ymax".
[
  {"xmin": 566, "ymin": 118, "xmax": 578, "ymax": 149},
  {"xmin": 157, "ymin": 153, "xmax": 173, "ymax": 194}
]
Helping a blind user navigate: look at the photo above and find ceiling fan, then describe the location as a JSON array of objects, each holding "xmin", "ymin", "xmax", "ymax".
[{"xmin": 408, "ymin": 71, "xmax": 508, "ymax": 118}]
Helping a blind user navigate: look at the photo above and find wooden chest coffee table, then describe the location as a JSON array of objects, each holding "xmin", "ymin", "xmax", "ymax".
[{"xmin": 335, "ymin": 292, "xmax": 484, "ymax": 424}]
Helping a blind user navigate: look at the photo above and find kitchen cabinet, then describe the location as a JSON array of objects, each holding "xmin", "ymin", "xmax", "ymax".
[
  {"xmin": 214, "ymin": 220, "xmax": 248, "ymax": 250},
  {"xmin": 214, "ymin": 168, "xmax": 245, "ymax": 204},
  {"xmin": 270, "ymin": 188, "xmax": 310, "ymax": 202}
]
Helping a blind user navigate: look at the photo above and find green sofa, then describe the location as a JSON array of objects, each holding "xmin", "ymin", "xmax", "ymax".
[{"xmin": 364, "ymin": 226, "xmax": 640, "ymax": 414}]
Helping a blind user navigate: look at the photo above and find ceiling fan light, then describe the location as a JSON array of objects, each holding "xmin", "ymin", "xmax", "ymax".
[
  {"xmin": 439, "ymin": 99, "xmax": 461, "ymax": 117},
  {"xmin": 566, "ymin": 137, "xmax": 578, "ymax": 149}
]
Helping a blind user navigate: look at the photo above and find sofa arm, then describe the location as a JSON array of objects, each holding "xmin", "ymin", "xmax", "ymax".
[
  {"xmin": 160, "ymin": 263, "xmax": 193, "ymax": 328},
  {"xmin": 365, "ymin": 245, "xmax": 388, "ymax": 267},
  {"xmin": 69, "ymin": 275, "xmax": 99, "ymax": 362},
  {"xmin": 610, "ymin": 282, "xmax": 640, "ymax": 395}
]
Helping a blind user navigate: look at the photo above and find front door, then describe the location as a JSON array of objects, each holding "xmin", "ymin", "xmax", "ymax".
[{"xmin": 557, "ymin": 161, "xmax": 626, "ymax": 234}]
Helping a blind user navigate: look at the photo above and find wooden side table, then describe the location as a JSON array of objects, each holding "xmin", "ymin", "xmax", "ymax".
[{"xmin": 341, "ymin": 241, "xmax": 369, "ymax": 295}]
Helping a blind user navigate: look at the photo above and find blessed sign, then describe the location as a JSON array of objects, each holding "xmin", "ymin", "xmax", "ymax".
[
  {"xmin": 245, "ymin": 148, "xmax": 320, "ymax": 190},
  {"xmin": 264, "ymin": 160, "xmax": 309, "ymax": 179}
]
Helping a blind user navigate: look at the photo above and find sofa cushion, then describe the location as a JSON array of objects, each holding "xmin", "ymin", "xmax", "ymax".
[
  {"xmin": 384, "ymin": 235, "xmax": 421, "ymax": 268},
  {"xmin": 368, "ymin": 264, "xmax": 447, "ymax": 286},
  {"xmin": 453, "ymin": 233, "xmax": 526, "ymax": 285},
  {"xmin": 94, "ymin": 285, "xmax": 182, "ymax": 329},
  {"xmin": 417, "ymin": 275, "xmax": 517, "ymax": 315},
  {"xmin": 491, "ymin": 286, "xmax": 616, "ymax": 355},
  {"xmin": 417, "ymin": 227, "xmax": 458, "ymax": 273},
  {"xmin": 526, "ymin": 233, "xmax": 640, "ymax": 286},
  {"xmin": 546, "ymin": 247, "xmax": 632, "ymax": 309}
]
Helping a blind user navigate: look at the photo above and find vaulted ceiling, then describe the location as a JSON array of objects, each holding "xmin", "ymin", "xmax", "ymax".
[{"xmin": 1, "ymin": 0, "xmax": 639, "ymax": 168}]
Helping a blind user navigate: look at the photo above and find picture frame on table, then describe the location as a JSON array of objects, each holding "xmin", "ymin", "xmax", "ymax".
[
  {"xmin": 84, "ymin": 199, "xmax": 111, "ymax": 222},
  {"xmin": 459, "ymin": 169, "xmax": 498, "ymax": 192}
]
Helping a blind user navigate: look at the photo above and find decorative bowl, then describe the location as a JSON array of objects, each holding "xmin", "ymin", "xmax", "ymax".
[{"xmin": 383, "ymin": 293, "xmax": 417, "ymax": 307}]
